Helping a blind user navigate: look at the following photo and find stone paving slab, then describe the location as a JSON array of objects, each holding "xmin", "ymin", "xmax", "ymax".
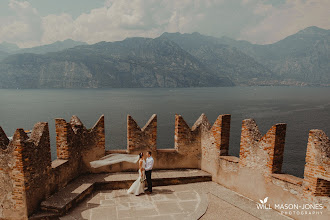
[
  {"xmin": 60, "ymin": 182, "xmax": 292, "ymax": 220},
  {"xmin": 190, "ymin": 182, "xmax": 292, "ymax": 220},
  {"xmin": 35, "ymin": 171, "xmax": 295, "ymax": 220},
  {"xmin": 38, "ymin": 169, "xmax": 211, "ymax": 216},
  {"xmin": 61, "ymin": 184, "xmax": 205, "ymax": 220},
  {"xmin": 201, "ymin": 194, "xmax": 259, "ymax": 220}
]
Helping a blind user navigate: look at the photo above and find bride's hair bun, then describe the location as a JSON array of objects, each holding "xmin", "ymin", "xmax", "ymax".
[{"xmin": 139, "ymin": 152, "xmax": 143, "ymax": 158}]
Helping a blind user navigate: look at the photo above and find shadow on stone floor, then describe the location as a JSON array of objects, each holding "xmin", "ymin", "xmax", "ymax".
[
  {"xmin": 151, "ymin": 188, "xmax": 174, "ymax": 195},
  {"xmin": 60, "ymin": 202, "xmax": 99, "ymax": 220}
]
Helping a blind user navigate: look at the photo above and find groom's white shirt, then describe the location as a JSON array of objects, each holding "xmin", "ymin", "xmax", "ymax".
[{"xmin": 145, "ymin": 156, "xmax": 154, "ymax": 171}]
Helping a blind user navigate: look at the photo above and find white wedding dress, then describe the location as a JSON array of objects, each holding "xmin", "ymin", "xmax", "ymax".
[{"xmin": 127, "ymin": 159, "xmax": 145, "ymax": 196}]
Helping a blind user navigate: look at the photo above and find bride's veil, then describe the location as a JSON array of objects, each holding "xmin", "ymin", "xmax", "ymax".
[{"xmin": 90, "ymin": 153, "xmax": 140, "ymax": 168}]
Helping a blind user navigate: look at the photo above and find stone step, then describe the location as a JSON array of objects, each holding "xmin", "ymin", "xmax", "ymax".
[
  {"xmin": 28, "ymin": 211, "xmax": 60, "ymax": 220},
  {"xmin": 36, "ymin": 169, "xmax": 211, "ymax": 218},
  {"xmin": 40, "ymin": 182, "xmax": 94, "ymax": 214}
]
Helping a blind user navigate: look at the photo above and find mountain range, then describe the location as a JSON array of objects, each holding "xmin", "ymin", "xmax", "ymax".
[
  {"xmin": 0, "ymin": 39, "xmax": 86, "ymax": 55},
  {"xmin": 217, "ymin": 26, "xmax": 330, "ymax": 85},
  {"xmin": 0, "ymin": 26, "xmax": 329, "ymax": 88}
]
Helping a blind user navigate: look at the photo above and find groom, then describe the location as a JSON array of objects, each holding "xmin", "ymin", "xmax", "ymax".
[{"xmin": 145, "ymin": 151, "xmax": 154, "ymax": 194}]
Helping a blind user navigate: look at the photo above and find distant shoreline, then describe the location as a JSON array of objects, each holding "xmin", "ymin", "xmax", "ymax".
[{"xmin": 1, "ymin": 84, "xmax": 330, "ymax": 90}]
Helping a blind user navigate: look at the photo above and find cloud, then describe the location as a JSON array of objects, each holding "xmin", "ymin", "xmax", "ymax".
[
  {"xmin": 239, "ymin": 0, "xmax": 330, "ymax": 44},
  {"xmin": 0, "ymin": 0, "xmax": 329, "ymax": 47},
  {"xmin": 40, "ymin": 0, "xmax": 188, "ymax": 44},
  {"xmin": 40, "ymin": 0, "xmax": 238, "ymax": 45},
  {"xmin": 41, "ymin": 13, "xmax": 75, "ymax": 43},
  {"xmin": 0, "ymin": 0, "xmax": 42, "ymax": 47}
]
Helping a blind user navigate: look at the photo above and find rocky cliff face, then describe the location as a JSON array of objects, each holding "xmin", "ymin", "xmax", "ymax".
[
  {"xmin": 266, "ymin": 27, "xmax": 330, "ymax": 83},
  {"xmin": 160, "ymin": 32, "xmax": 276, "ymax": 85},
  {"xmin": 218, "ymin": 26, "xmax": 330, "ymax": 85}
]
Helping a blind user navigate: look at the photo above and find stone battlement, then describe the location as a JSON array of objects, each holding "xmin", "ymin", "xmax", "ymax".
[{"xmin": 0, "ymin": 114, "xmax": 329, "ymax": 219}]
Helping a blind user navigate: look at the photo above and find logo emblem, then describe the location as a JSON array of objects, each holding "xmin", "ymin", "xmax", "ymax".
[
  {"xmin": 259, "ymin": 197, "xmax": 268, "ymax": 204},
  {"xmin": 257, "ymin": 197, "xmax": 271, "ymax": 209}
]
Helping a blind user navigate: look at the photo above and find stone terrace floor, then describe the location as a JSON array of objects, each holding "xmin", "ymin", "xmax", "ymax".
[{"xmin": 59, "ymin": 182, "xmax": 291, "ymax": 220}]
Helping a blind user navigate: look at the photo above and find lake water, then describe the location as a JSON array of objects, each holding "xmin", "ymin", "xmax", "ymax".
[{"xmin": 0, "ymin": 87, "xmax": 329, "ymax": 178}]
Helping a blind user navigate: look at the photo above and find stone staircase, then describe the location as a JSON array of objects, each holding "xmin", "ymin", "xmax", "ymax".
[{"xmin": 30, "ymin": 169, "xmax": 211, "ymax": 219}]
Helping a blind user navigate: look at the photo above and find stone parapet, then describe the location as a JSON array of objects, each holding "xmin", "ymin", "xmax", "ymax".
[
  {"xmin": 239, "ymin": 119, "xmax": 287, "ymax": 178},
  {"xmin": 304, "ymin": 130, "xmax": 330, "ymax": 197},
  {"xmin": 0, "ymin": 115, "xmax": 105, "ymax": 219},
  {"xmin": 127, "ymin": 114, "xmax": 157, "ymax": 153},
  {"xmin": 0, "ymin": 113, "xmax": 329, "ymax": 220}
]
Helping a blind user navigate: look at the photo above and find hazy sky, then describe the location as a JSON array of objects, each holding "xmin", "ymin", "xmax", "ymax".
[{"xmin": 0, "ymin": 0, "xmax": 329, "ymax": 48}]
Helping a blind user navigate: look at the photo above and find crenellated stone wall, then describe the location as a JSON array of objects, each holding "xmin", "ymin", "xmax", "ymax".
[
  {"xmin": 101, "ymin": 114, "xmax": 205, "ymax": 172},
  {"xmin": 200, "ymin": 114, "xmax": 231, "ymax": 178},
  {"xmin": 239, "ymin": 119, "xmax": 287, "ymax": 178},
  {"xmin": 0, "ymin": 115, "xmax": 105, "ymax": 219},
  {"xmin": 0, "ymin": 113, "xmax": 329, "ymax": 219},
  {"xmin": 304, "ymin": 130, "xmax": 330, "ymax": 197},
  {"xmin": 0, "ymin": 123, "xmax": 52, "ymax": 219},
  {"xmin": 200, "ymin": 117, "xmax": 329, "ymax": 220},
  {"xmin": 55, "ymin": 115, "xmax": 105, "ymax": 175},
  {"xmin": 127, "ymin": 114, "xmax": 157, "ymax": 153}
]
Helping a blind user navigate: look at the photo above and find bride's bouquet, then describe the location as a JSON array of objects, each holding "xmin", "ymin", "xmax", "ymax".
[{"xmin": 140, "ymin": 175, "xmax": 146, "ymax": 183}]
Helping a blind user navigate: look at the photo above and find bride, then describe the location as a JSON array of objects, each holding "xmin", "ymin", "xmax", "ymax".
[
  {"xmin": 127, "ymin": 152, "xmax": 145, "ymax": 196},
  {"xmin": 89, "ymin": 152, "xmax": 146, "ymax": 196}
]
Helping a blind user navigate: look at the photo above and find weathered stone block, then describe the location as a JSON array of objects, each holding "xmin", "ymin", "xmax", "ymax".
[
  {"xmin": 303, "ymin": 129, "xmax": 330, "ymax": 197},
  {"xmin": 239, "ymin": 119, "xmax": 286, "ymax": 177},
  {"xmin": 127, "ymin": 114, "xmax": 157, "ymax": 153}
]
